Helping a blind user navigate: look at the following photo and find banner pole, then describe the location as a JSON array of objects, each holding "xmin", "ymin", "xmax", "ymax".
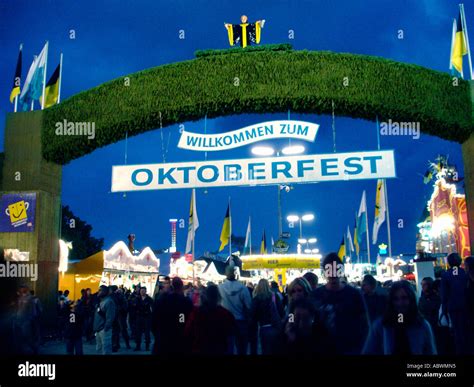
[
  {"xmin": 41, "ymin": 41, "xmax": 48, "ymax": 110},
  {"xmin": 460, "ymin": 3, "xmax": 474, "ymax": 80},
  {"xmin": 58, "ymin": 53, "xmax": 63, "ymax": 104}
]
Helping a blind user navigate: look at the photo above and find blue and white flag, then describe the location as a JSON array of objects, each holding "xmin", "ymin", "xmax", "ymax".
[{"xmin": 19, "ymin": 42, "xmax": 48, "ymax": 111}]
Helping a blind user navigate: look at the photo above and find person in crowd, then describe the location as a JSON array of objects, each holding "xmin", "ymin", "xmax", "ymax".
[
  {"xmin": 312, "ymin": 253, "xmax": 369, "ymax": 355},
  {"xmin": 440, "ymin": 253, "xmax": 468, "ymax": 354},
  {"xmin": 464, "ymin": 256, "xmax": 474, "ymax": 354},
  {"xmin": 185, "ymin": 283, "xmax": 235, "ymax": 354},
  {"xmin": 115, "ymin": 287, "xmax": 131, "ymax": 349},
  {"xmin": 57, "ymin": 292, "xmax": 70, "ymax": 341},
  {"xmin": 135, "ymin": 286, "xmax": 153, "ymax": 351},
  {"xmin": 270, "ymin": 281, "xmax": 285, "ymax": 317},
  {"xmin": 218, "ymin": 266, "xmax": 252, "ymax": 355},
  {"xmin": 363, "ymin": 280, "xmax": 437, "ymax": 355},
  {"xmin": 14, "ymin": 285, "xmax": 38, "ymax": 354},
  {"xmin": 80, "ymin": 288, "xmax": 94, "ymax": 342},
  {"xmin": 284, "ymin": 277, "xmax": 312, "ymax": 321},
  {"xmin": 64, "ymin": 301, "xmax": 84, "ymax": 355},
  {"xmin": 152, "ymin": 277, "xmax": 193, "ymax": 354},
  {"xmin": 418, "ymin": 277, "xmax": 441, "ymax": 331},
  {"xmin": 361, "ymin": 274, "xmax": 387, "ymax": 325},
  {"xmin": 303, "ymin": 272, "xmax": 319, "ymax": 291},
  {"xmin": 63, "ymin": 290, "xmax": 71, "ymax": 305},
  {"xmin": 29, "ymin": 290, "xmax": 43, "ymax": 349},
  {"xmin": 109, "ymin": 285, "xmax": 121, "ymax": 352},
  {"xmin": 93, "ymin": 285, "xmax": 116, "ymax": 355},
  {"xmin": 276, "ymin": 298, "xmax": 327, "ymax": 355},
  {"xmin": 250, "ymin": 279, "xmax": 282, "ymax": 355},
  {"xmin": 128, "ymin": 285, "xmax": 140, "ymax": 345}
]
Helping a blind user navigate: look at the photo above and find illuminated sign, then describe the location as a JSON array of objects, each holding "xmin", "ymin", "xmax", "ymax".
[{"xmin": 111, "ymin": 150, "xmax": 396, "ymax": 192}]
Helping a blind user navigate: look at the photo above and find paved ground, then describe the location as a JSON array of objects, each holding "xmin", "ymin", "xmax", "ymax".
[{"xmin": 40, "ymin": 339, "xmax": 151, "ymax": 355}]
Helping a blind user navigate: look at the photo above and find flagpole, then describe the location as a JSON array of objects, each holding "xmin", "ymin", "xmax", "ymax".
[
  {"xmin": 228, "ymin": 197, "xmax": 232, "ymax": 259},
  {"xmin": 364, "ymin": 194, "xmax": 371, "ymax": 264},
  {"xmin": 375, "ymin": 116, "xmax": 392, "ymax": 257},
  {"xmin": 14, "ymin": 43, "xmax": 22, "ymax": 113},
  {"xmin": 192, "ymin": 189, "xmax": 196, "ymax": 285},
  {"xmin": 58, "ymin": 53, "xmax": 63, "ymax": 104},
  {"xmin": 249, "ymin": 216, "xmax": 252, "ymax": 255},
  {"xmin": 460, "ymin": 3, "xmax": 474, "ymax": 80},
  {"xmin": 355, "ymin": 211, "xmax": 360, "ymax": 264},
  {"xmin": 41, "ymin": 41, "xmax": 49, "ymax": 110}
]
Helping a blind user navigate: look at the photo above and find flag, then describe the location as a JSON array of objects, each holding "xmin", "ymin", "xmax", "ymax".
[
  {"xmin": 372, "ymin": 179, "xmax": 386, "ymax": 244},
  {"xmin": 243, "ymin": 217, "xmax": 251, "ymax": 255},
  {"xmin": 19, "ymin": 42, "xmax": 48, "ymax": 111},
  {"xmin": 9, "ymin": 45, "xmax": 22, "ymax": 103},
  {"xmin": 450, "ymin": 11, "xmax": 468, "ymax": 77},
  {"xmin": 346, "ymin": 225, "xmax": 354, "ymax": 255},
  {"xmin": 218, "ymin": 203, "xmax": 231, "ymax": 252},
  {"xmin": 185, "ymin": 189, "xmax": 199, "ymax": 254},
  {"xmin": 260, "ymin": 230, "xmax": 267, "ymax": 254},
  {"xmin": 40, "ymin": 61, "xmax": 60, "ymax": 108},
  {"xmin": 354, "ymin": 216, "xmax": 359, "ymax": 256},
  {"xmin": 356, "ymin": 191, "xmax": 368, "ymax": 243},
  {"xmin": 337, "ymin": 236, "xmax": 345, "ymax": 260}
]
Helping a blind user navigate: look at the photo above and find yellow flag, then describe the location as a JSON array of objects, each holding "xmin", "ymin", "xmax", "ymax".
[{"xmin": 219, "ymin": 204, "xmax": 231, "ymax": 252}]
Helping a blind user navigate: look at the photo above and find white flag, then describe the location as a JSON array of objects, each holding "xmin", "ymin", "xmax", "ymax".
[
  {"xmin": 372, "ymin": 179, "xmax": 386, "ymax": 244},
  {"xmin": 20, "ymin": 42, "xmax": 47, "ymax": 100},
  {"xmin": 244, "ymin": 217, "xmax": 251, "ymax": 254},
  {"xmin": 185, "ymin": 189, "xmax": 199, "ymax": 254},
  {"xmin": 346, "ymin": 226, "xmax": 354, "ymax": 253}
]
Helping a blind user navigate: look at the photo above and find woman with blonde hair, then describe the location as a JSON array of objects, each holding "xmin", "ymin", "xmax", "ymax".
[{"xmin": 250, "ymin": 279, "xmax": 282, "ymax": 354}]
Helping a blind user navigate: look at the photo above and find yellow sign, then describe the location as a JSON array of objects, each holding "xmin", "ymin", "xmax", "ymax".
[
  {"xmin": 241, "ymin": 254, "xmax": 321, "ymax": 270},
  {"xmin": 7, "ymin": 200, "xmax": 28, "ymax": 225}
]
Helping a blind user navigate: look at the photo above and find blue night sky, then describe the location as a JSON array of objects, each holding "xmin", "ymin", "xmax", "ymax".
[{"xmin": 0, "ymin": 0, "xmax": 470, "ymax": 273}]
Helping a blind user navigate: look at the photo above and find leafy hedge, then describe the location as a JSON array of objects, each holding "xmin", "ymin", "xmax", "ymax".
[
  {"xmin": 42, "ymin": 49, "xmax": 473, "ymax": 164},
  {"xmin": 195, "ymin": 44, "xmax": 293, "ymax": 57}
]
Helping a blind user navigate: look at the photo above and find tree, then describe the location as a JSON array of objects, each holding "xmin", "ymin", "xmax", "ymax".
[{"xmin": 60, "ymin": 205, "xmax": 104, "ymax": 261}]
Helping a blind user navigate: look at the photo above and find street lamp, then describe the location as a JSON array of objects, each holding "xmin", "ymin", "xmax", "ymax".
[
  {"xmin": 307, "ymin": 237, "xmax": 317, "ymax": 244},
  {"xmin": 281, "ymin": 145, "xmax": 305, "ymax": 155},
  {"xmin": 251, "ymin": 145, "xmax": 305, "ymax": 240},
  {"xmin": 298, "ymin": 238, "xmax": 307, "ymax": 244},
  {"xmin": 286, "ymin": 213, "xmax": 315, "ymax": 238},
  {"xmin": 251, "ymin": 146, "xmax": 275, "ymax": 156}
]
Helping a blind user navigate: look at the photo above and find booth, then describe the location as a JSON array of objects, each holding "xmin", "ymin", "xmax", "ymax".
[{"xmin": 58, "ymin": 241, "xmax": 160, "ymax": 300}]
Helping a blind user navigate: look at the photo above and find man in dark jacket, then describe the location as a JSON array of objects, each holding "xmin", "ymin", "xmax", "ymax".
[
  {"xmin": 441, "ymin": 253, "xmax": 468, "ymax": 354},
  {"xmin": 93, "ymin": 285, "xmax": 116, "ymax": 354},
  {"xmin": 152, "ymin": 277, "xmax": 193, "ymax": 354},
  {"xmin": 135, "ymin": 287, "xmax": 153, "ymax": 351},
  {"xmin": 361, "ymin": 274, "xmax": 387, "ymax": 325}
]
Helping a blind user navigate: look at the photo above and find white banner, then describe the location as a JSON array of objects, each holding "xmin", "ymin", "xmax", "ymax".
[
  {"xmin": 178, "ymin": 120, "xmax": 319, "ymax": 151},
  {"xmin": 111, "ymin": 150, "xmax": 396, "ymax": 192}
]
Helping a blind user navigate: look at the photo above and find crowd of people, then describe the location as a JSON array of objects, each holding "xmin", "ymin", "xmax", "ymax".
[{"xmin": 8, "ymin": 252, "xmax": 474, "ymax": 355}]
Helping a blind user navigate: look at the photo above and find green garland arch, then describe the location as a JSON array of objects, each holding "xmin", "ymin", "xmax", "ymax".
[{"xmin": 41, "ymin": 44, "xmax": 473, "ymax": 164}]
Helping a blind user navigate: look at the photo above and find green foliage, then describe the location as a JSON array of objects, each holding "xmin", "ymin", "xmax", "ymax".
[
  {"xmin": 195, "ymin": 44, "xmax": 293, "ymax": 57},
  {"xmin": 42, "ymin": 50, "xmax": 473, "ymax": 164},
  {"xmin": 61, "ymin": 205, "xmax": 104, "ymax": 261}
]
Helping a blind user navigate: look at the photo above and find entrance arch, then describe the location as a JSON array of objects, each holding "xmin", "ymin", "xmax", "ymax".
[{"xmin": 1, "ymin": 45, "xmax": 473, "ymax": 320}]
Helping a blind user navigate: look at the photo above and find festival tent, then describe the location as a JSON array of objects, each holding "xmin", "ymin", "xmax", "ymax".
[
  {"xmin": 58, "ymin": 250, "xmax": 104, "ymax": 301},
  {"xmin": 58, "ymin": 241, "xmax": 160, "ymax": 301}
]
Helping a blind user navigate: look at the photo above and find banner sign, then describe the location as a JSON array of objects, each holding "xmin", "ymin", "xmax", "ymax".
[
  {"xmin": 178, "ymin": 120, "xmax": 319, "ymax": 151},
  {"xmin": 241, "ymin": 255, "xmax": 321, "ymax": 270},
  {"xmin": 0, "ymin": 192, "xmax": 37, "ymax": 232},
  {"xmin": 111, "ymin": 150, "xmax": 396, "ymax": 192}
]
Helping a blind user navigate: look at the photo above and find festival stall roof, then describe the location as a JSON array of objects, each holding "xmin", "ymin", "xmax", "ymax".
[
  {"xmin": 59, "ymin": 242, "xmax": 160, "ymax": 300},
  {"xmin": 69, "ymin": 250, "xmax": 104, "ymax": 274}
]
